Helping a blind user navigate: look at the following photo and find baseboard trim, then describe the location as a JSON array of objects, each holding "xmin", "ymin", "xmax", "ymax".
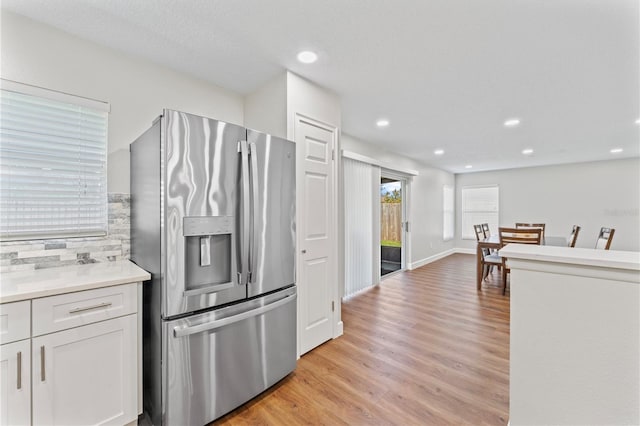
[
  {"xmin": 408, "ymin": 247, "xmax": 478, "ymax": 270},
  {"xmin": 333, "ymin": 320, "xmax": 344, "ymax": 338},
  {"xmin": 408, "ymin": 249, "xmax": 455, "ymax": 270},
  {"xmin": 454, "ymin": 247, "xmax": 476, "ymax": 255}
]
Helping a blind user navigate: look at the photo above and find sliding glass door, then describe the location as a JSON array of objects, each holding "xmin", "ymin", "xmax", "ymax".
[
  {"xmin": 380, "ymin": 175, "xmax": 406, "ymax": 277},
  {"xmin": 343, "ymin": 155, "xmax": 412, "ymax": 298}
]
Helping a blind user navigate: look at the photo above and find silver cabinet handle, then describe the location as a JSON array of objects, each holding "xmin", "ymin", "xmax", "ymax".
[
  {"xmin": 40, "ymin": 346, "xmax": 45, "ymax": 382},
  {"xmin": 69, "ymin": 302, "xmax": 112, "ymax": 314},
  {"xmin": 173, "ymin": 293, "xmax": 296, "ymax": 338},
  {"xmin": 16, "ymin": 351, "xmax": 22, "ymax": 389}
]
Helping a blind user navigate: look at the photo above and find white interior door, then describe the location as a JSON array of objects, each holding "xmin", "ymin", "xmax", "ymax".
[{"xmin": 295, "ymin": 114, "xmax": 337, "ymax": 355}]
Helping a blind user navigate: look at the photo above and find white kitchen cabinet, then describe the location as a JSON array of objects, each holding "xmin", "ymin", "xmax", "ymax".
[
  {"xmin": 32, "ymin": 315, "xmax": 137, "ymax": 426},
  {"xmin": 32, "ymin": 283, "xmax": 137, "ymax": 336},
  {"xmin": 0, "ymin": 300, "xmax": 31, "ymax": 426},
  {"xmin": 0, "ymin": 261, "xmax": 150, "ymax": 426},
  {"xmin": 0, "ymin": 339, "xmax": 31, "ymax": 426},
  {"xmin": 0, "ymin": 301, "xmax": 31, "ymax": 345}
]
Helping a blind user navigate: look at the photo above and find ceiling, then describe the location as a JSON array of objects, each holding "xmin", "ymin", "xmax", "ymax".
[{"xmin": 2, "ymin": 0, "xmax": 639, "ymax": 174}]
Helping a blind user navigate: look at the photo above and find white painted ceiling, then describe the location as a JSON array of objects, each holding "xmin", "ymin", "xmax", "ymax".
[{"xmin": 3, "ymin": 0, "xmax": 639, "ymax": 173}]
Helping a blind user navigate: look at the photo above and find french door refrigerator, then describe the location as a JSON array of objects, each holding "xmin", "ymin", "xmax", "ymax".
[{"xmin": 130, "ymin": 110, "xmax": 296, "ymax": 426}]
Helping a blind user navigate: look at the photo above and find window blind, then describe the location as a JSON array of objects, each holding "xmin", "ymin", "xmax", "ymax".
[
  {"xmin": 461, "ymin": 185, "xmax": 499, "ymax": 239},
  {"xmin": 0, "ymin": 82, "xmax": 109, "ymax": 240},
  {"xmin": 343, "ymin": 157, "xmax": 374, "ymax": 298},
  {"xmin": 443, "ymin": 185, "xmax": 454, "ymax": 241}
]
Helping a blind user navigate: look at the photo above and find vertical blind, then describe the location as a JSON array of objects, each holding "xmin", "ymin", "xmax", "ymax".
[
  {"xmin": 343, "ymin": 157, "xmax": 374, "ymax": 298},
  {"xmin": 0, "ymin": 82, "xmax": 109, "ymax": 240},
  {"xmin": 443, "ymin": 185, "xmax": 454, "ymax": 241},
  {"xmin": 461, "ymin": 185, "xmax": 499, "ymax": 239}
]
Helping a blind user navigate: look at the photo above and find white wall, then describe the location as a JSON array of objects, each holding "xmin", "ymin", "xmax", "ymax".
[
  {"xmin": 341, "ymin": 134, "xmax": 456, "ymax": 268},
  {"xmin": 286, "ymin": 71, "xmax": 341, "ymax": 137},
  {"xmin": 245, "ymin": 71, "xmax": 342, "ymax": 140},
  {"xmin": 1, "ymin": 11, "xmax": 244, "ymax": 193},
  {"xmin": 455, "ymin": 158, "xmax": 640, "ymax": 251},
  {"xmin": 243, "ymin": 73, "xmax": 287, "ymax": 138}
]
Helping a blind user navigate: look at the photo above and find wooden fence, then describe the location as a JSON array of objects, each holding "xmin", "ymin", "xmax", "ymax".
[{"xmin": 381, "ymin": 203, "xmax": 402, "ymax": 242}]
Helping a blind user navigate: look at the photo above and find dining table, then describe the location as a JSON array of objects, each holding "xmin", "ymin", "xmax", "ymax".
[{"xmin": 476, "ymin": 235, "xmax": 567, "ymax": 290}]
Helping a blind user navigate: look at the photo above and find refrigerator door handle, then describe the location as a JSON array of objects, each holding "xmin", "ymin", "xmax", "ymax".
[
  {"xmin": 239, "ymin": 140, "xmax": 251, "ymax": 285},
  {"xmin": 172, "ymin": 293, "xmax": 296, "ymax": 338},
  {"xmin": 248, "ymin": 141, "xmax": 259, "ymax": 284}
]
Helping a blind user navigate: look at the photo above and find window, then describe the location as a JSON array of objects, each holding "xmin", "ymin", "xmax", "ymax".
[
  {"xmin": 443, "ymin": 185, "xmax": 454, "ymax": 241},
  {"xmin": 0, "ymin": 80, "xmax": 109, "ymax": 240},
  {"xmin": 461, "ymin": 185, "xmax": 499, "ymax": 239}
]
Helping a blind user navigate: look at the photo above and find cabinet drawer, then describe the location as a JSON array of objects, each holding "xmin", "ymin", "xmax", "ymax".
[
  {"xmin": 0, "ymin": 301, "xmax": 30, "ymax": 345},
  {"xmin": 33, "ymin": 284, "xmax": 137, "ymax": 336}
]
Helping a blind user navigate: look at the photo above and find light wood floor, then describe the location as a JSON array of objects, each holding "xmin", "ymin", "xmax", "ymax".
[{"xmin": 215, "ymin": 253, "xmax": 510, "ymax": 425}]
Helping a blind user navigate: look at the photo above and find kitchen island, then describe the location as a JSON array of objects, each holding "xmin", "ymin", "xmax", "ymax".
[{"xmin": 501, "ymin": 244, "xmax": 640, "ymax": 425}]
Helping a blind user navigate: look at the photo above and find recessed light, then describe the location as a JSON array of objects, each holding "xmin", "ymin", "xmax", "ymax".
[
  {"xmin": 635, "ymin": 118, "xmax": 640, "ymax": 125},
  {"xmin": 522, "ymin": 148, "xmax": 534, "ymax": 155},
  {"xmin": 504, "ymin": 118, "xmax": 521, "ymax": 127},
  {"xmin": 610, "ymin": 148, "xmax": 623, "ymax": 154},
  {"xmin": 376, "ymin": 119, "xmax": 390, "ymax": 127},
  {"xmin": 297, "ymin": 50, "xmax": 318, "ymax": 64},
  {"xmin": 465, "ymin": 165, "xmax": 473, "ymax": 169},
  {"xmin": 434, "ymin": 149, "xmax": 444, "ymax": 155}
]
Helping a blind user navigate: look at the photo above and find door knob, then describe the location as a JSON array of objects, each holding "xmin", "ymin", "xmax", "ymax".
[{"xmin": 301, "ymin": 249, "xmax": 307, "ymax": 254}]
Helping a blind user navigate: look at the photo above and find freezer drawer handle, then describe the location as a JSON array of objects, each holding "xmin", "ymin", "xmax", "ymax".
[
  {"xmin": 173, "ymin": 293, "xmax": 296, "ymax": 338},
  {"xmin": 183, "ymin": 282, "xmax": 235, "ymax": 297}
]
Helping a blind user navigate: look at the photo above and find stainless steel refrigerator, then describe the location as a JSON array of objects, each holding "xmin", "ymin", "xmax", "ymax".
[{"xmin": 130, "ymin": 110, "xmax": 296, "ymax": 426}]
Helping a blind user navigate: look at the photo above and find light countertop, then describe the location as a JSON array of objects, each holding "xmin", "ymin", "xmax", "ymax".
[
  {"xmin": 499, "ymin": 244, "xmax": 640, "ymax": 271},
  {"xmin": 0, "ymin": 260, "xmax": 151, "ymax": 304}
]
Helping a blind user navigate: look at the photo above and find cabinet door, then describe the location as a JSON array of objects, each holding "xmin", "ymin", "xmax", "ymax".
[
  {"xmin": 0, "ymin": 339, "xmax": 31, "ymax": 426},
  {"xmin": 33, "ymin": 316, "xmax": 137, "ymax": 426}
]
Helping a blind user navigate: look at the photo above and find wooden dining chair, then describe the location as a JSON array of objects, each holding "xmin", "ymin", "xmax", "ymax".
[
  {"xmin": 475, "ymin": 224, "xmax": 501, "ymax": 280},
  {"xmin": 499, "ymin": 227, "xmax": 543, "ymax": 294},
  {"xmin": 481, "ymin": 222, "xmax": 500, "ymax": 265},
  {"xmin": 515, "ymin": 222, "xmax": 546, "ymax": 239},
  {"xmin": 568, "ymin": 225, "xmax": 581, "ymax": 248},
  {"xmin": 595, "ymin": 227, "xmax": 615, "ymax": 250},
  {"xmin": 474, "ymin": 224, "xmax": 485, "ymax": 242}
]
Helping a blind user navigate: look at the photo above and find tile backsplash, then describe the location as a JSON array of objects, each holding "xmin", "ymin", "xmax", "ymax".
[{"xmin": 0, "ymin": 193, "xmax": 131, "ymax": 273}]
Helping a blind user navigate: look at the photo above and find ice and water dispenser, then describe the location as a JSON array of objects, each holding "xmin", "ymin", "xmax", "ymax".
[{"xmin": 183, "ymin": 216, "xmax": 234, "ymax": 293}]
